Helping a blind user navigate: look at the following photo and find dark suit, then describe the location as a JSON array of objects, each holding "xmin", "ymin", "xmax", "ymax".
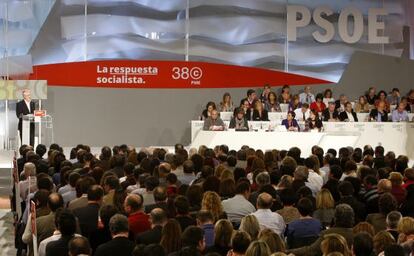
[
  {"xmin": 73, "ymin": 203, "xmax": 100, "ymax": 238},
  {"xmin": 369, "ymin": 109, "xmax": 388, "ymax": 122},
  {"xmin": 322, "ymin": 109, "xmax": 339, "ymax": 121},
  {"xmin": 339, "ymin": 111, "xmax": 358, "ymax": 122},
  {"xmin": 16, "ymin": 100, "xmax": 35, "ymax": 145},
  {"xmin": 94, "ymin": 237, "xmax": 135, "ymax": 256},
  {"xmin": 135, "ymin": 225, "xmax": 162, "ymax": 245},
  {"xmin": 45, "ymin": 235, "xmax": 74, "ymax": 256}
]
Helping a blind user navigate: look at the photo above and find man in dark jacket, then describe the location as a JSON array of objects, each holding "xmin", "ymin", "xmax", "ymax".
[{"xmin": 95, "ymin": 214, "xmax": 135, "ymax": 256}]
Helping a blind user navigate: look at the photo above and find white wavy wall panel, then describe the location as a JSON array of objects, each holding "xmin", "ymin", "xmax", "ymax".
[{"xmin": 34, "ymin": 0, "xmax": 411, "ymax": 82}]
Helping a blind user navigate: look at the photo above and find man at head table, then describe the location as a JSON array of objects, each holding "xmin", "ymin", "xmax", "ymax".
[
  {"xmin": 203, "ymin": 110, "xmax": 225, "ymax": 131},
  {"xmin": 369, "ymin": 101, "xmax": 388, "ymax": 122},
  {"xmin": 16, "ymin": 88, "xmax": 35, "ymax": 145},
  {"xmin": 391, "ymin": 102, "xmax": 409, "ymax": 122}
]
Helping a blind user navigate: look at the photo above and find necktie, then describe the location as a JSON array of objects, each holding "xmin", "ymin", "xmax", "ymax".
[{"xmin": 303, "ymin": 112, "xmax": 306, "ymax": 121}]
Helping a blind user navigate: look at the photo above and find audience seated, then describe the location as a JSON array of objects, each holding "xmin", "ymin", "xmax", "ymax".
[{"xmin": 12, "ymin": 141, "xmax": 414, "ymax": 256}]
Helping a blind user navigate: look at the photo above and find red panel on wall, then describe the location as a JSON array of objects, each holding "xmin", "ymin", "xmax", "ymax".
[{"xmin": 29, "ymin": 60, "xmax": 332, "ymax": 88}]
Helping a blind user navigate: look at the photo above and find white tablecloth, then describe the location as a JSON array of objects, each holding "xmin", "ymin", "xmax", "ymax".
[{"xmin": 190, "ymin": 121, "xmax": 414, "ymax": 159}]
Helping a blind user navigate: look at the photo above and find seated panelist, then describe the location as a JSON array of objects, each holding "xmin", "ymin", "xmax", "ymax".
[
  {"xmin": 203, "ymin": 110, "xmax": 225, "ymax": 131},
  {"xmin": 282, "ymin": 111, "xmax": 300, "ymax": 132},
  {"xmin": 229, "ymin": 108, "xmax": 249, "ymax": 130},
  {"xmin": 339, "ymin": 102, "xmax": 358, "ymax": 122}
]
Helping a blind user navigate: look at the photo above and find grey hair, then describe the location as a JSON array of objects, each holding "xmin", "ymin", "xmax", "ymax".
[
  {"xmin": 109, "ymin": 214, "xmax": 129, "ymax": 235},
  {"xmin": 294, "ymin": 166, "xmax": 309, "ymax": 181},
  {"xmin": 334, "ymin": 204, "xmax": 355, "ymax": 228},
  {"xmin": 386, "ymin": 211, "xmax": 402, "ymax": 229},
  {"xmin": 255, "ymin": 172, "xmax": 270, "ymax": 187}
]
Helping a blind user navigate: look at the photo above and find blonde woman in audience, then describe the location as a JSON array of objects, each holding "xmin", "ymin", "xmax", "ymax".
[
  {"xmin": 201, "ymin": 191, "xmax": 227, "ymax": 222},
  {"xmin": 239, "ymin": 215, "xmax": 261, "ymax": 241},
  {"xmin": 276, "ymin": 175, "xmax": 293, "ymax": 190},
  {"xmin": 205, "ymin": 219, "xmax": 234, "ymax": 255},
  {"xmin": 245, "ymin": 240, "xmax": 272, "ymax": 256},
  {"xmin": 397, "ymin": 216, "xmax": 414, "ymax": 254},
  {"xmin": 220, "ymin": 169, "xmax": 234, "ymax": 181},
  {"xmin": 373, "ymin": 231, "xmax": 395, "ymax": 255},
  {"xmin": 258, "ymin": 228, "xmax": 286, "ymax": 254},
  {"xmin": 320, "ymin": 233, "xmax": 351, "ymax": 256},
  {"xmin": 219, "ymin": 92, "xmax": 234, "ymax": 112},
  {"xmin": 313, "ymin": 189, "xmax": 335, "ymax": 227}
]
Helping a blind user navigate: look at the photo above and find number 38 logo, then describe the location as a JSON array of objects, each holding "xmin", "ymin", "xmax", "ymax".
[{"xmin": 172, "ymin": 67, "xmax": 203, "ymax": 80}]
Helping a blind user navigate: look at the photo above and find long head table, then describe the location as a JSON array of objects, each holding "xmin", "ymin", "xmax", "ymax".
[
  {"xmin": 190, "ymin": 121, "xmax": 414, "ymax": 160},
  {"xmin": 219, "ymin": 111, "xmax": 414, "ymax": 122}
]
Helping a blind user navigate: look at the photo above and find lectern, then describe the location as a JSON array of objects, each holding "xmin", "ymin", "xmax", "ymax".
[{"xmin": 22, "ymin": 114, "xmax": 53, "ymax": 147}]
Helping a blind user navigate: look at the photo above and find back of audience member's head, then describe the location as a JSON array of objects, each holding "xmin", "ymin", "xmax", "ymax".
[
  {"xmin": 109, "ymin": 214, "xmax": 129, "ymax": 235},
  {"xmin": 377, "ymin": 179, "xmax": 392, "ymax": 193},
  {"xmin": 258, "ymin": 229, "xmax": 285, "ymax": 253},
  {"xmin": 153, "ymin": 186, "xmax": 167, "ymax": 202},
  {"xmin": 320, "ymin": 234, "xmax": 350, "ymax": 256},
  {"xmin": 338, "ymin": 181, "xmax": 354, "ymax": 197},
  {"xmin": 396, "ymin": 156, "xmax": 409, "ymax": 173},
  {"xmin": 404, "ymin": 168, "xmax": 414, "ymax": 181},
  {"xmin": 352, "ymin": 222, "xmax": 375, "ymax": 237},
  {"xmin": 144, "ymin": 176, "xmax": 159, "ymax": 191},
  {"xmin": 196, "ymin": 210, "xmax": 214, "ymax": 225},
  {"xmin": 181, "ymin": 226, "xmax": 205, "ymax": 249},
  {"xmin": 231, "ymin": 231, "xmax": 251, "ymax": 255},
  {"xmin": 68, "ymin": 236, "xmax": 91, "ymax": 256},
  {"xmin": 202, "ymin": 176, "xmax": 220, "ymax": 193},
  {"xmin": 397, "ymin": 217, "xmax": 414, "ymax": 236},
  {"xmin": 378, "ymin": 193, "xmax": 397, "ymax": 215},
  {"xmin": 316, "ymin": 189, "xmax": 334, "ymax": 210},
  {"xmin": 388, "ymin": 172, "xmax": 404, "ymax": 186},
  {"xmin": 59, "ymin": 209, "xmax": 77, "ymax": 236},
  {"xmin": 352, "ymin": 232, "xmax": 373, "ymax": 256},
  {"xmin": 279, "ymin": 188, "xmax": 297, "ymax": 206},
  {"xmin": 297, "ymin": 197, "xmax": 314, "ymax": 217},
  {"xmin": 125, "ymin": 194, "xmax": 143, "ymax": 213},
  {"xmin": 329, "ymin": 165, "xmax": 343, "ymax": 180},
  {"xmin": 245, "ymin": 240, "xmax": 271, "ymax": 256},
  {"xmin": 174, "ymin": 195, "xmax": 190, "ymax": 215},
  {"xmin": 239, "ymin": 215, "xmax": 260, "ymax": 241},
  {"xmin": 150, "ymin": 208, "xmax": 167, "ymax": 226},
  {"xmin": 87, "ymin": 185, "xmax": 104, "ymax": 201},
  {"xmin": 334, "ymin": 204, "xmax": 354, "ymax": 228},
  {"xmin": 48, "ymin": 192, "xmax": 64, "ymax": 212},
  {"xmin": 214, "ymin": 219, "xmax": 233, "ymax": 248},
  {"xmin": 256, "ymin": 192, "xmax": 273, "ymax": 209},
  {"xmin": 235, "ymin": 181, "xmax": 251, "ymax": 195},
  {"xmin": 34, "ymin": 189, "xmax": 50, "ymax": 209},
  {"xmin": 373, "ymin": 231, "xmax": 395, "ymax": 255},
  {"xmin": 386, "ymin": 211, "xmax": 402, "ymax": 230}
]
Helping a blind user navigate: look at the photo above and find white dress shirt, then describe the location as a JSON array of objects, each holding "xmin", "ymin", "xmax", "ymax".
[
  {"xmin": 252, "ymin": 209, "xmax": 285, "ymax": 236},
  {"xmin": 306, "ymin": 169, "xmax": 323, "ymax": 196},
  {"xmin": 24, "ymin": 100, "xmax": 31, "ymax": 112},
  {"xmin": 294, "ymin": 108, "xmax": 310, "ymax": 121},
  {"xmin": 346, "ymin": 111, "xmax": 355, "ymax": 122},
  {"xmin": 299, "ymin": 93, "xmax": 315, "ymax": 104}
]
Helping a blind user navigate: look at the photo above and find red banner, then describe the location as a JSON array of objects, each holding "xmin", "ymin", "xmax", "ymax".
[{"xmin": 29, "ymin": 60, "xmax": 332, "ymax": 89}]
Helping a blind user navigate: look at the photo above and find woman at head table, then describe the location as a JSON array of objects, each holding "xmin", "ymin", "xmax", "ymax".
[
  {"xmin": 282, "ymin": 111, "xmax": 300, "ymax": 131},
  {"xmin": 305, "ymin": 110, "xmax": 323, "ymax": 132},
  {"xmin": 265, "ymin": 92, "xmax": 281, "ymax": 112},
  {"xmin": 248, "ymin": 100, "xmax": 269, "ymax": 121},
  {"xmin": 229, "ymin": 107, "xmax": 249, "ymax": 130},
  {"xmin": 218, "ymin": 92, "xmax": 234, "ymax": 112},
  {"xmin": 201, "ymin": 101, "xmax": 217, "ymax": 120}
]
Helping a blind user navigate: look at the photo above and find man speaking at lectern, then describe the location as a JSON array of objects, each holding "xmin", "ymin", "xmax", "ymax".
[{"xmin": 16, "ymin": 89, "xmax": 35, "ymax": 146}]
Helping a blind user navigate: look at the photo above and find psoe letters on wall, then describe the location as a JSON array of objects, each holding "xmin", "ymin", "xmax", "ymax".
[{"xmin": 287, "ymin": 5, "xmax": 389, "ymax": 44}]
